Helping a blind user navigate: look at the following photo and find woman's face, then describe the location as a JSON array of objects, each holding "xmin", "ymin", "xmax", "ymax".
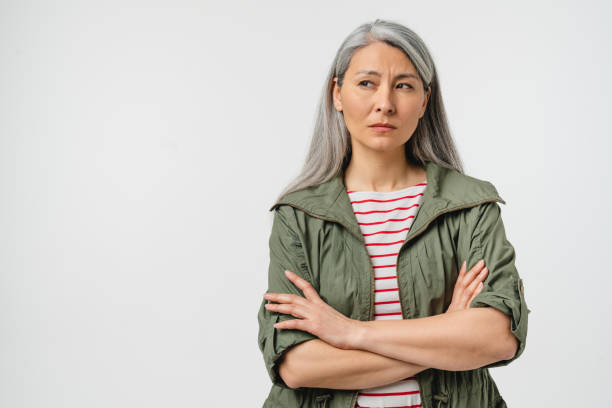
[{"xmin": 332, "ymin": 41, "xmax": 431, "ymax": 155}]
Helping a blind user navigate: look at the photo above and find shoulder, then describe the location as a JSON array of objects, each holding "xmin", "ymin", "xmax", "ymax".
[
  {"xmin": 270, "ymin": 204, "xmax": 300, "ymax": 235},
  {"xmin": 430, "ymin": 162, "xmax": 505, "ymax": 206},
  {"xmin": 269, "ymin": 173, "xmax": 344, "ymax": 214},
  {"xmin": 425, "ymin": 162, "xmax": 508, "ymax": 235},
  {"xmin": 269, "ymin": 204, "xmax": 324, "ymax": 240}
]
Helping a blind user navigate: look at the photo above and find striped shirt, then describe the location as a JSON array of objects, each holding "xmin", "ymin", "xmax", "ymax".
[{"xmin": 347, "ymin": 180, "xmax": 427, "ymax": 408}]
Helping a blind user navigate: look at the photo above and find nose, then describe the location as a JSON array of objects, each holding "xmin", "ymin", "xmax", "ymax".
[{"xmin": 375, "ymin": 87, "xmax": 395, "ymax": 114}]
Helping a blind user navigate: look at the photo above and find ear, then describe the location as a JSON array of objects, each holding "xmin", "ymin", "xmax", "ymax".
[
  {"xmin": 420, "ymin": 85, "xmax": 431, "ymax": 118},
  {"xmin": 332, "ymin": 77, "xmax": 343, "ymax": 112}
]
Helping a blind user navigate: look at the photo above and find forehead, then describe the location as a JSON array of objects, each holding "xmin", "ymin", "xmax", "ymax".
[{"xmin": 347, "ymin": 41, "xmax": 417, "ymax": 75}]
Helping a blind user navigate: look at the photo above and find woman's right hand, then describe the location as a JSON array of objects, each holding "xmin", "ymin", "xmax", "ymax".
[{"xmin": 445, "ymin": 260, "xmax": 488, "ymax": 313}]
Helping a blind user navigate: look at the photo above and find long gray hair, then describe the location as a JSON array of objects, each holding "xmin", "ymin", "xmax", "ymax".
[{"xmin": 274, "ymin": 19, "xmax": 464, "ymax": 204}]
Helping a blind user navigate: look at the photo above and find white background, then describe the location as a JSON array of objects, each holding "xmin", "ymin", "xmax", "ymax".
[{"xmin": 1, "ymin": 0, "xmax": 610, "ymax": 406}]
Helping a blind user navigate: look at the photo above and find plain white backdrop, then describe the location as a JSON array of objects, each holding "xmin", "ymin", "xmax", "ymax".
[{"xmin": 1, "ymin": 0, "xmax": 610, "ymax": 406}]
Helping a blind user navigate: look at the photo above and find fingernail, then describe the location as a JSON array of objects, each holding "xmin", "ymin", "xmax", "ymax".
[{"xmin": 478, "ymin": 259, "xmax": 485, "ymax": 267}]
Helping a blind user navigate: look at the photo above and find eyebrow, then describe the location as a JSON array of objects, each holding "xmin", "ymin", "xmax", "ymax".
[{"xmin": 355, "ymin": 70, "xmax": 420, "ymax": 81}]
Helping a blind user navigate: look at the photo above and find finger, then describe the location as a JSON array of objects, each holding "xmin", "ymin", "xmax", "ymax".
[
  {"xmin": 456, "ymin": 260, "xmax": 481, "ymax": 289},
  {"xmin": 467, "ymin": 282, "xmax": 484, "ymax": 306},
  {"xmin": 451, "ymin": 261, "xmax": 468, "ymax": 297},
  {"xmin": 456, "ymin": 266, "xmax": 487, "ymax": 306},
  {"xmin": 265, "ymin": 302, "xmax": 307, "ymax": 319},
  {"xmin": 264, "ymin": 292, "xmax": 309, "ymax": 307},
  {"xmin": 466, "ymin": 267, "xmax": 488, "ymax": 294},
  {"xmin": 458, "ymin": 260, "xmax": 467, "ymax": 279},
  {"xmin": 465, "ymin": 260, "xmax": 485, "ymax": 282},
  {"xmin": 274, "ymin": 317, "xmax": 308, "ymax": 331},
  {"xmin": 284, "ymin": 270, "xmax": 322, "ymax": 302}
]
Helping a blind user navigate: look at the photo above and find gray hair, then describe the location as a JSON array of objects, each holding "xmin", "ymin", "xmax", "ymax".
[{"xmin": 273, "ymin": 18, "xmax": 464, "ymax": 204}]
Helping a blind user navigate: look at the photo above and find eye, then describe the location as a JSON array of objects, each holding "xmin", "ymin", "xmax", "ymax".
[
  {"xmin": 358, "ymin": 80, "xmax": 373, "ymax": 87},
  {"xmin": 397, "ymin": 83, "xmax": 414, "ymax": 89}
]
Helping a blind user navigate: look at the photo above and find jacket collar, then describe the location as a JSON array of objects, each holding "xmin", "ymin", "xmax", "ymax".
[{"xmin": 269, "ymin": 160, "xmax": 506, "ymax": 242}]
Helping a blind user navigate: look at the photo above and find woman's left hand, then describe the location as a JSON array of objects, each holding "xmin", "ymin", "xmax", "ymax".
[{"xmin": 263, "ymin": 269, "xmax": 361, "ymax": 350}]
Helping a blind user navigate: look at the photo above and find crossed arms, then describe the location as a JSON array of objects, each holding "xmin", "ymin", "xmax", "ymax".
[{"xmin": 280, "ymin": 307, "xmax": 515, "ymax": 389}]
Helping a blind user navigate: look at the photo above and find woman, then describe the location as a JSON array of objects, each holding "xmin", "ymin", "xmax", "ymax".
[{"xmin": 257, "ymin": 19, "xmax": 530, "ymax": 408}]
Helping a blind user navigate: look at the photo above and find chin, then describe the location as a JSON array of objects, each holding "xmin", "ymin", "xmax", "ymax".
[{"xmin": 365, "ymin": 141, "xmax": 405, "ymax": 153}]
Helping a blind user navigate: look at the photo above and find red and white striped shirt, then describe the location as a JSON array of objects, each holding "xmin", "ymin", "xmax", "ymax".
[{"xmin": 347, "ymin": 180, "xmax": 428, "ymax": 408}]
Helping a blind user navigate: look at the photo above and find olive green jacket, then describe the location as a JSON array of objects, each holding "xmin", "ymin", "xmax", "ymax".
[{"xmin": 257, "ymin": 160, "xmax": 530, "ymax": 408}]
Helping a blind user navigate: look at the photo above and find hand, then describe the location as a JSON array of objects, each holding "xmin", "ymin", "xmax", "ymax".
[
  {"xmin": 445, "ymin": 259, "xmax": 488, "ymax": 314},
  {"xmin": 263, "ymin": 269, "xmax": 359, "ymax": 350}
]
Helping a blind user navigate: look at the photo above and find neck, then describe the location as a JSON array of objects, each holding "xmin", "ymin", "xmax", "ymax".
[{"xmin": 344, "ymin": 146, "xmax": 426, "ymax": 192}]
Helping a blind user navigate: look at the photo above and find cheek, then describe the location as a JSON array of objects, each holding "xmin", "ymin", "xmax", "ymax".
[
  {"xmin": 342, "ymin": 101, "xmax": 367, "ymax": 135},
  {"xmin": 395, "ymin": 101, "xmax": 425, "ymax": 141},
  {"xmin": 397, "ymin": 98, "xmax": 424, "ymax": 117},
  {"xmin": 341, "ymin": 94, "xmax": 369, "ymax": 121},
  {"xmin": 341, "ymin": 98, "xmax": 371, "ymax": 137}
]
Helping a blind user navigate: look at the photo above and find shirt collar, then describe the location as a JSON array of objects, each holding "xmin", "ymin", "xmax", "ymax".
[{"xmin": 269, "ymin": 160, "xmax": 505, "ymax": 242}]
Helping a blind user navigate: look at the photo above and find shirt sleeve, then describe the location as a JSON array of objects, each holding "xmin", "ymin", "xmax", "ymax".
[
  {"xmin": 257, "ymin": 205, "xmax": 318, "ymax": 389},
  {"xmin": 467, "ymin": 201, "xmax": 531, "ymax": 368}
]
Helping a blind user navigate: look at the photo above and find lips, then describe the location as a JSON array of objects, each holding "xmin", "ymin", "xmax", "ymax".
[{"xmin": 369, "ymin": 122, "xmax": 396, "ymax": 129}]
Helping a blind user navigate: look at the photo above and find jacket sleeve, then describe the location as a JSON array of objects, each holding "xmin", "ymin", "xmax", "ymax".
[
  {"xmin": 257, "ymin": 205, "xmax": 318, "ymax": 389},
  {"xmin": 467, "ymin": 201, "xmax": 531, "ymax": 368}
]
